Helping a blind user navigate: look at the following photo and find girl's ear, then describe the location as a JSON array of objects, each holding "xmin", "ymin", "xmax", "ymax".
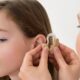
[{"xmin": 31, "ymin": 34, "xmax": 46, "ymax": 48}]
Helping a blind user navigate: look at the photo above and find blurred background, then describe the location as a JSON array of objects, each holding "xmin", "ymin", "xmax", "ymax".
[{"xmin": 39, "ymin": 0, "xmax": 80, "ymax": 51}]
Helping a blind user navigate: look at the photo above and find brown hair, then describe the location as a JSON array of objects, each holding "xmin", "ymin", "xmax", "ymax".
[{"xmin": 0, "ymin": 0, "xmax": 54, "ymax": 80}]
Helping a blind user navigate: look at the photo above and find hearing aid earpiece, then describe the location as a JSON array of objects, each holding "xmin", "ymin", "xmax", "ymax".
[{"xmin": 47, "ymin": 33, "xmax": 59, "ymax": 49}]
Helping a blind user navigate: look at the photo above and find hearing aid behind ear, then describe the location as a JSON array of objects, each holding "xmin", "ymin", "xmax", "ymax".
[{"xmin": 47, "ymin": 33, "xmax": 59, "ymax": 49}]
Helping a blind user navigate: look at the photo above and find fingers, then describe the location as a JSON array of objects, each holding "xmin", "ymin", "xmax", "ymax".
[
  {"xmin": 49, "ymin": 43, "xmax": 80, "ymax": 71},
  {"xmin": 59, "ymin": 43, "xmax": 74, "ymax": 54},
  {"xmin": 49, "ymin": 55, "xmax": 59, "ymax": 70},
  {"xmin": 39, "ymin": 44, "xmax": 49, "ymax": 69},
  {"xmin": 22, "ymin": 45, "xmax": 42, "ymax": 67},
  {"xmin": 33, "ymin": 51, "xmax": 41, "ymax": 66},
  {"xmin": 50, "ymin": 46, "xmax": 67, "ymax": 68},
  {"xmin": 59, "ymin": 43, "xmax": 79, "ymax": 64}
]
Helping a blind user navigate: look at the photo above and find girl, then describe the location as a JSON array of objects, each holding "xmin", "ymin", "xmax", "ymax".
[{"xmin": 0, "ymin": 0, "xmax": 80, "ymax": 80}]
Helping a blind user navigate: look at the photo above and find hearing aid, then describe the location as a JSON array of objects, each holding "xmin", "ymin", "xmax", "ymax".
[{"xmin": 47, "ymin": 33, "xmax": 59, "ymax": 49}]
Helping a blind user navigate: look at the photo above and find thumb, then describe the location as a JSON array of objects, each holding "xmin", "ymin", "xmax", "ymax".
[
  {"xmin": 22, "ymin": 45, "xmax": 42, "ymax": 68},
  {"xmin": 39, "ymin": 44, "xmax": 49, "ymax": 69}
]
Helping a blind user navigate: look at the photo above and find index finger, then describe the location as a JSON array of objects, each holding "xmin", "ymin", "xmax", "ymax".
[
  {"xmin": 22, "ymin": 45, "xmax": 42, "ymax": 67},
  {"xmin": 59, "ymin": 43, "xmax": 79, "ymax": 64}
]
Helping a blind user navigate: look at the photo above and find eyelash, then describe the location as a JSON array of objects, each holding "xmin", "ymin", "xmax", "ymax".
[{"xmin": 0, "ymin": 39, "xmax": 8, "ymax": 42}]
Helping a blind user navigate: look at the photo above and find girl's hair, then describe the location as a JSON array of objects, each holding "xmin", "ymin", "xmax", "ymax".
[{"xmin": 0, "ymin": 0, "xmax": 54, "ymax": 80}]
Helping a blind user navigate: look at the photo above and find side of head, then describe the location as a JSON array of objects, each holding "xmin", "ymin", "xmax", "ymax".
[{"xmin": 0, "ymin": 0, "xmax": 53, "ymax": 78}]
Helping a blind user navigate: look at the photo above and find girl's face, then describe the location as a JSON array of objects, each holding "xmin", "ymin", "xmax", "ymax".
[{"xmin": 0, "ymin": 11, "xmax": 33, "ymax": 77}]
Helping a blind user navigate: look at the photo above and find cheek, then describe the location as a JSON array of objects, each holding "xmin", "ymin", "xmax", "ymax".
[
  {"xmin": 1, "ymin": 47, "xmax": 25, "ymax": 67},
  {"xmin": 0, "ymin": 40, "xmax": 30, "ymax": 76}
]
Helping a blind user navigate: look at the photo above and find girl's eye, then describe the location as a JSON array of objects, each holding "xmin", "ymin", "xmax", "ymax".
[{"xmin": 0, "ymin": 39, "xmax": 8, "ymax": 42}]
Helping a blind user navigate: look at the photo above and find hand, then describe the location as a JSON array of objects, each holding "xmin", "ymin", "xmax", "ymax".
[
  {"xmin": 49, "ymin": 43, "xmax": 80, "ymax": 80},
  {"xmin": 18, "ymin": 44, "xmax": 52, "ymax": 80}
]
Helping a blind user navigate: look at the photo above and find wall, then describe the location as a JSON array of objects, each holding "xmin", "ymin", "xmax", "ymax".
[{"xmin": 39, "ymin": 0, "xmax": 80, "ymax": 51}]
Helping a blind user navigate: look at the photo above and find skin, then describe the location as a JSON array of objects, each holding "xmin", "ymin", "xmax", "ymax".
[
  {"xmin": 0, "ymin": 9, "xmax": 80, "ymax": 80},
  {"xmin": 19, "ymin": 14, "xmax": 80, "ymax": 80},
  {"xmin": 0, "ymin": 10, "xmax": 35, "ymax": 80},
  {"xmin": 19, "ymin": 44, "xmax": 52, "ymax": 80},
  {"xmin": 19, "ymin": 43, "xmax": 80, "ymax": 80}
]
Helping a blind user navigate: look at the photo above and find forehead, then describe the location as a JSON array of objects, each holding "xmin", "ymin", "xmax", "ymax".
[
  {"xmin": 0, "ymin": 10, "xmax": 13, "ymax": 29},
  {"xmin": 0, "ymin": 10, "xmax": 21, "ymax": 33}
]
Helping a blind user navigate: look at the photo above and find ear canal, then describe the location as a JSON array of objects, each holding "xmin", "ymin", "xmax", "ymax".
[
  {"xmin": 33, "ymin": 41, "xmax": 41, "ymax": 48},
  {"xmin": 37, "ymin": 41, "xmax": 43, "ymax": 44}
]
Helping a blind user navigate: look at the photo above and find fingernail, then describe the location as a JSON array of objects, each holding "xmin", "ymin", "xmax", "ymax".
[
  {"xmin": 44, "ymin": 44, "xmax": 48, "ymax": 48},
  {"xmin": 60, "ymin": 44, "xmax": 64, "ymax": 49},
  {"xmin": 53, "ymin": 47, "xmax": 58, "ymax": 51},
  {"xmin": 44, "ymin": 44, "xmax": 50, "ymax": 51}
]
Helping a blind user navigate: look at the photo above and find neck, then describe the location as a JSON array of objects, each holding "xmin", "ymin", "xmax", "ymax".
[{"xmin": 9, "ymin": 70, "xmax": 21, "ymax": 80}]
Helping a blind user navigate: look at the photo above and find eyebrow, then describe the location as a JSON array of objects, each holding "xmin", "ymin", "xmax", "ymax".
[{"xmin": 0, "ymin": 29, "xmax": 8, "ymax": 32}]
